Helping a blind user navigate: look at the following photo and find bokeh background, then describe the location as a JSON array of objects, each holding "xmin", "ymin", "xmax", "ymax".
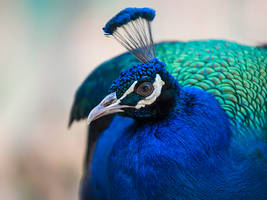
[{"xmin": 1, "ymin": 0, "xmax": 266, "ymax": 199}]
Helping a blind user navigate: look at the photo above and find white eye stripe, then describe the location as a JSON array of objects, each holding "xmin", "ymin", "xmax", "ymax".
[
  {"xmin": 135, "ymin": 74, "xmax": 165, "ymax": 109},
  {"xmin": 119, "ymin": 80, "xmax": 138, "ymax": 101},
  {"xmin": 118, "ymin": 74, "xmax": 165, "ymax": 109}
]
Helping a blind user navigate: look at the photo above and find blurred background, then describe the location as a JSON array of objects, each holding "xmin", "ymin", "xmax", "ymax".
[{"xmin": 0, "ymin": 0, "xmax": 266, "ymax": 199}]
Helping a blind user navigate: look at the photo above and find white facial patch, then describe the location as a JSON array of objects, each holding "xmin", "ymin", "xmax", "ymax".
[
  {"xmin": 119, "ymin": 80, "xmax": 138, "ymax": 101},
  {"xmin": 135, "ymin": 74, "xmax": 165, "ymax": 109}
]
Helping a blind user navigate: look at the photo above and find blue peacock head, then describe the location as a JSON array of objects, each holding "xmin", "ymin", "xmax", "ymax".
[{"xmin": 87, "ymin": 8, "xmax": 178, "ymax": 124}]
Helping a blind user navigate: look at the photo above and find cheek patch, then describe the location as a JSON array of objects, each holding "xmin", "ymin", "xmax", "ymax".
[
  {"xmin": 135, "ymin": 74, "xmax": 165, "ymax": 109},
  {"xmin": 120, "ymin": 93, "xmax": 141, "ymax": 106}
]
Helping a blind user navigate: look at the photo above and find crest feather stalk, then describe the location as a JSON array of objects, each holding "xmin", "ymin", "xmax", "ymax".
[{"xmin": 103, "ymin": 8, "xmax": 156, "ymax": 63}]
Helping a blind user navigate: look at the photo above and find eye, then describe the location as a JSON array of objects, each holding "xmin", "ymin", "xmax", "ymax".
[{"xmin": 135, "ymin": 82, "xmax": 154, "ymax": 97}]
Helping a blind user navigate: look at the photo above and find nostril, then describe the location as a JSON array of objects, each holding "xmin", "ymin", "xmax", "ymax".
[{"xmin": 102, "ymin": 98, "xmax": 116, "ymax": 107}]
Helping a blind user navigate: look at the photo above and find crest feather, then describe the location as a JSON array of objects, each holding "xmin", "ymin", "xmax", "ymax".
[{"xmin": 103, "ymin": 7, "xmax": 156, "ymax": 63}]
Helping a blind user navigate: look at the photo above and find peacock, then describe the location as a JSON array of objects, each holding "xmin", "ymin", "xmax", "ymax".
[{"xmin": 69, "ymin": 7, "xmax": 267, "ymax": 200}]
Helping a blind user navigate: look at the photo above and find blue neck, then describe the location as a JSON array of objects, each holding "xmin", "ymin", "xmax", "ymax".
[
  {"xmin": 106, "ymin": 88, "xmax": 232, "ymax": 199},
  {"xmin": 134, "ymin": 85, "xmax": 232, "ymax": 158},
  {"xmin": 90, "ymin": 85, "xmax": 233, "ymax": 200}
]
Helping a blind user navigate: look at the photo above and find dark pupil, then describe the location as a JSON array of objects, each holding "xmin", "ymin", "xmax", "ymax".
[
  {"xmin": 136, "ymin": 82, "xmax": 153, "ymax": 96},
  {"xmin": 142, "ymin": 85, "xmax": 150, "ymax": 92}
]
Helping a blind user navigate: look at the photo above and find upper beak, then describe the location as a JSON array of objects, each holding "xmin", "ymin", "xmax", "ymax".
[{"xmin": 87, "ymin": 92, "xmax": 131, "ymax": 126}]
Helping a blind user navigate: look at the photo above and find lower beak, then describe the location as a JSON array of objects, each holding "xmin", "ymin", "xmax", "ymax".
[{"xmin": 87, "ymin": 92, "xmax": 131, "ymax": 126}]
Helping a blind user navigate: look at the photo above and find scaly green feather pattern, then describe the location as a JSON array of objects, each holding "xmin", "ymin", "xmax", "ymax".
[
  {"xmin": 70, "ymin": 40, "xmax": 267, "ymax": 134},
  {"xmin": 157, "ymin": 40, "xmax": 267, "ymax": 133}
]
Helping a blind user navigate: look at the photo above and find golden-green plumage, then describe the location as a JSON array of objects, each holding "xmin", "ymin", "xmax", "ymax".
[
  {"xmin": 157, "ymin": 40, "xmax": 267, "ymax": 132},
  {"xmin": 70, "ymin": 40, "xmax": 267, "ymax": 134}
]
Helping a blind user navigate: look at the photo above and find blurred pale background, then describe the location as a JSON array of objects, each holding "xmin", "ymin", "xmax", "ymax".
[{"xmin": 0, "ymin": 0, "xmax": 266, "ymax": 199}]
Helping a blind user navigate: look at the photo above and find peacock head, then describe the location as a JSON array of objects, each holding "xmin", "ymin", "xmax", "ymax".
[
  {"xmin": 87, "ymin": 58, "xmax": 179, "ymax": 124},
  {"xmin": 87, "ymin": 7, "xmax": 178, "ymax": 124}
]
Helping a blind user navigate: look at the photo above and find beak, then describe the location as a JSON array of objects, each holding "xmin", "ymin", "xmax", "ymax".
[{"xmin": 87, "ymin": 92, "xmax": 131, "ymax": 125}]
